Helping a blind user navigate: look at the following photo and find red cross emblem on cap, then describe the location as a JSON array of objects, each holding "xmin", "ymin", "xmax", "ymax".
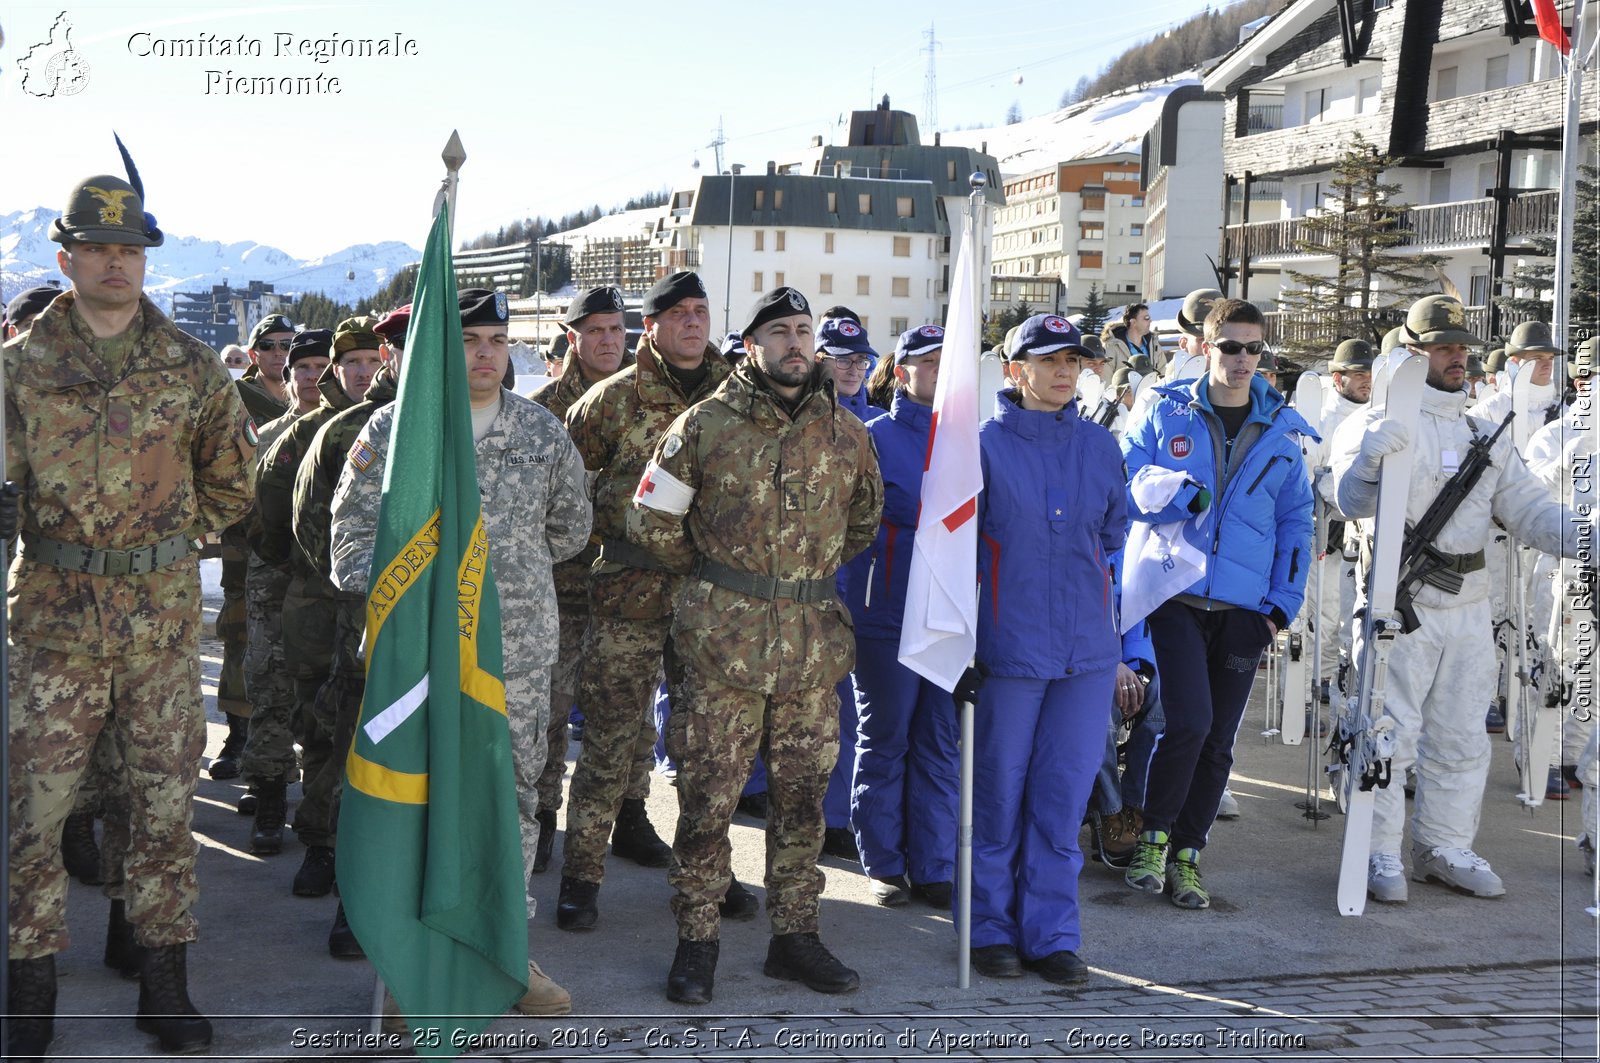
[
  {"xmin": 920, "ymin": 325, "xmax": 944, "ymax": 337},
  {"xmin": 1044, "ymin": 316, "xmax": 1070, "ymax": 333},
  {"xmin": 839, "ymin": 321, "xmax": 861, "ymax": 337}
]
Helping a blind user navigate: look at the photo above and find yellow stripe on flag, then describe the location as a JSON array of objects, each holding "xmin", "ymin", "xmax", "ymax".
[
  {"xmin": 346, "ymin": 748, "xmax": 428, "ymax": 804},
  {"xmin": 458, "ymin": 516, "xmax": 508, "ymax": 715},
  {"xmin": 365, "ymin": 511, "xmax": 443, "ymax": 661}
]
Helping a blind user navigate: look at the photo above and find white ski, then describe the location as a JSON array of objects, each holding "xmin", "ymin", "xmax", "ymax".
[
  {"xmin": 1336, "ymin": 352, "xmax": 1427, "ymax": 917},
  {"xmin": 1508, "ymin": 368, "xmax": 1558, "ymax": 806},
  {"xmin": 1283, "ymin": 372, "xmax": 1327, "ymax": 747}
]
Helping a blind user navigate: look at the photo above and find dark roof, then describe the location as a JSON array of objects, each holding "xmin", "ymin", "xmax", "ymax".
[
  {"xmin": 690, "ymin": 174, "xmax": 946, "ymax": 234},
  {"xmin": 816, "ymin": 146, "xmax": 1005, "ymax": 203}
]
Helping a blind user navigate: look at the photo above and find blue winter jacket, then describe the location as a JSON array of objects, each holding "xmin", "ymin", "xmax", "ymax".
[
  {"xmin": 843, "ymin": 393, "xmax": 929, "ymax": 640},
  {"xmin": 976, "ymin": 389, "xmax": 1128, "ymax": 679},
  {"xmin": 838, "ymin": 386, "xmax": 878, "ymax": 423},
  {"xmin": 1120, "ymin": 374, "xmax": 1316, "ymax": 624}
]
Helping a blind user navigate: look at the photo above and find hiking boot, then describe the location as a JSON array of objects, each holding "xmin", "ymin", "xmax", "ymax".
[
  {"xmin": 736, "ymin": 792, "xmax": 768, "ymax": 820},
  {"xmin": 555, "ymin": 875, "xmax": 599, "ymax": 931},
  {"xmin": 104, "ymin": 899, "xmax": 145, "ymax": 979},
  {"xmin": 61, "ymin": 810, "xmax": 103, "ymax": 885},
  {"xmin": 1367, "ymin": 852, "xmax": 1408, "ymax": 904},
  {"xmin": 1166, "ymin": 848, "xmax": 1210, "ymax": 909},
  {"xmin": 1412, "ymin": 846, "xmax": 1505, "ymax": 897},
  {"xmin": 293, "ymin": 845, "xmax": 336, "ymax": 897},
  {"xmin": 513, "ymin": 959, "xmax": 572, "ymax": 1016},
  {"xmin": 1094, "ymin": 807, "xmax": 1142, "ymax": 869},
  {"xmin": 1125, "ymin": 830, "xmax": 1169, "ymax": 893},
  {"xmin": 532, "ymin": 809, "xmax": 557, "ymax": 874},
  {"xmin": 1545, "ymin": 766, "xmax": 1570, "ymax": 801},
  {"xmin": 237, "ymin": 785, "xmax": 259, "ymax": 816},
  {"xmin": 208, "ymin": 713, "xmax": 248, "ymax": 780},
  {"xmin": 328, "ymin": 903, "xmax": 364, "ymax": 959},
  {"xmin": 250, "ymin": 782, "xmax": 288, "ymax": 855},
  {"xmin": 821, "ymin": 826, "xmax": 858, "ymax": 860},
  {"xmin": 1022, "ymin": 949, "xmax": 1090, "ymax": 985},
  {"xmin": 666, "ymin": 939, "xmax": 718, "ymax": 1004},
  {"xmin": 8, "ymin": 955, "xmax": 56, "ymax": 1061},
  {"xmin": 970, "ymin": 944, "xmax": 1023, "ymax": 978},
  {"xmin": 910, "ymin": 881, "xmax": 953, "ymax": 908},
  {"xmin": 762, "ymin": 932, "xmax": 859, "ymax": 994},
  {"xmin": 136, "ymin": 943, "xmax": 213, "ymax": 1053},
  {"xmin": 1485, "ymin": 703, "xmax": 1506, "ymax": 733},
  {"xmin": 869, "ymin": 874, "xmax": 910, "ymax": 907},
  {"xmin": 1215, "ymin": 788, "xmax": 1241, "ymax": 820},
  {"xmin": 611, "ymin": 797, "xmax": 672, "ymax": 867},
  {"xmin": 719, "ymin": 876, "xmax": 759, "ymax": 919}
]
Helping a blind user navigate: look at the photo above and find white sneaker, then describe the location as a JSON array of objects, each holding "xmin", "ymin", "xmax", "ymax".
[
  {"xmin": 1412, "ymin": 846, "xmax": 1506, "ymax": 898},
  {"xmin": 1367, "ymin": 852, "xmax": 1407, "ymax": 903},
  {"xmin": 1215, "ymin": 788, "xmax": 1241, "ymax": 820}
]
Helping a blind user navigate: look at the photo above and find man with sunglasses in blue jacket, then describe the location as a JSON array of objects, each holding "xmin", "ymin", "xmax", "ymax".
[{"xmin": 1118, "ymin": 298, "xmax": 1316, "ymax": 910}]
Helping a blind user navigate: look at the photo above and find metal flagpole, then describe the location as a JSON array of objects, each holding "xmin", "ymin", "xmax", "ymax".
[
  {"xmin": 1, "ymin": 289, "xmax": 10, "ymax": 1057},
  {"xmin": 1552, "ymin": 0, "xmax": 1588, "ymax": 388},
  {"xmin": 955, "ymin": 171, "xmax": 988, "ymax": 991}
]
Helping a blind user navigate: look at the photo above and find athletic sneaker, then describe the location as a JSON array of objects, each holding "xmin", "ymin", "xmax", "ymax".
[
  {"xmin": 1215, "ymin": 788, "xmax": 1241, "ymax": 820},
  {"xmin": 1166, "ymin": 848, "xmax": 1210, "ymax": 909},
  {"xmin": 1412, "ymin": 846, "xmax": 1505, "ymax": 898},
  {"xmin": 1367, "ymin": 852, "xmax": 1407, "ymax": 903},
  {"xmin": 1124, "ymin": 830, "xmax": 1169, "ymax": 894}
]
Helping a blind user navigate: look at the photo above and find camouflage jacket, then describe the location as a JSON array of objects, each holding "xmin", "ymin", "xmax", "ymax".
[
  {"xmin": 330, "ymin": 388, "xmax": 593, "ymax": 670},
  {"xmin": 3, "ymin": 293, "xmax": 255, "ymax": 655},
  {"xmin": 565, "ymin": 337, "xmax": 730, "ymax": 619},
  {"xmin": 530, "ymin": 350, "xmax": 614, "ymax": 613},
  {"xmin": 236, "ymin": 364, "xmax": 288, "ymax": 427},
  {"xmin": 248, "ymin": 369, "xmax": 357, "ymax": 595},
  {"xmin": 292, "ymin": 364, "xmax": 397, "ymax": 588},
  {"xmin": 629, "ymin": 362, "xmax": 883, "ymax": 694}
]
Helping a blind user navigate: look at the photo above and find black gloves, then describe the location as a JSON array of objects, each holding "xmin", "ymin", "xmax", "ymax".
[
  {"xmin": 0, "ymin": 482, "xmax": 19, "ymax": 541},
  {"xmin": 953, "ymin": 662, "xmax": 986, "ymax": 706}
]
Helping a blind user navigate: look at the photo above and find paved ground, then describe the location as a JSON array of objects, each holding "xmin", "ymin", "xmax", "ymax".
[{"xmin": 33, "ymin": 561, "xmax": 1600, "ymax": 1060}]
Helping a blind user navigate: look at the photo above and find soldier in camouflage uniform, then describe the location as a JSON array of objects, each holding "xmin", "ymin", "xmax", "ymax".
[
  {"xmin": 239, "ymin": 329, "xmax": 333, "ymax": 858},
  {"xmin": 331, "ymin": 288, "xmax": 591, "ymax": 1015},
  {"xmin": 6, "ymin": 172, "xmax": 255, "ymax": 1058},
  {"xmin": 251, "ymin": 317, "xmax": 382, "ymax": 904},
  {"xmin": 526, "ymin": 285, "xmax": 640, "ymax": 874},
  {"xmin": 631, "ymin": 286, "xmax": 883, "ymax": 1005},
  {"xmin": 556, "ymin": 272, "xmax": 734, "ymax": 932}
]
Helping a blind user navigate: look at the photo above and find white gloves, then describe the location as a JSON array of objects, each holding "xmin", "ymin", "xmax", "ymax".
[{"xmin": 1351, "ymin": 418, "xmax": 1411, "ymax": 481}]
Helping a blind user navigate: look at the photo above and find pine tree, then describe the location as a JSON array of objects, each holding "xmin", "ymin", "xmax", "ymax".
[
  {"xmin": 1078, "ymin": 284, "xmax": 1109, "ymax": 336},
  {"xmin": 985, "ymin": 301, "xmax": 1032, "ymax": 349},
  {"xmin": 1276, "ymin": 133, "xmax": 1444, "ymax": 361},
  {"xmin": 1496, "ymin": 164, "xmax": 1599, "ymax": 343}
]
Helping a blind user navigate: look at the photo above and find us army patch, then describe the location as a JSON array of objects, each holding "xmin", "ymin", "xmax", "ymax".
[
  {"xmin": 505, "ymin": 450, "xmax": 550, "ymax": 467},
  {"xmin": 662, "ymin": 433, "xmax": 683, "ymax": 459},
  {"xmin": 349, "ymin": 440, "xmax": 376, "ymax": 473}
]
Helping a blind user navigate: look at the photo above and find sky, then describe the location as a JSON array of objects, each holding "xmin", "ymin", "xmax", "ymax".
[{"xmin": 2, "ymin": 0, "xmax": 1236, "ymax": 259}]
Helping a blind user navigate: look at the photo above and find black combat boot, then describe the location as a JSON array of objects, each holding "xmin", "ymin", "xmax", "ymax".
[
  {"xmin": 532, "ymin": 809, "xmax": 557, "ymax": 873},
  {"xmin": 237, "ymin": 784, "xmax": 259, "ymax": 816},
  {"xmin": 251, "ymin": 782, "xmax": 288, "ymax": 855},
  {"xmin": 610, "ymin": 798, "xmax": 672, "ymax": 867},
  {"xmin": 8, "ymin": 955, "xmax": 57, "ymax": 1061},
  {"xmin": 61, "ymin": 810, "xmax": 104, "ymax": 884},
  {"xmin": 292, "ymin": 845, "xmax": 336, "ymax": 897},
  {"xmin": 763, "ymin": 932, "xmax": 860, "ymax": 994},
  {"xmin": 208, "ymin": 713, "xmax": 249, "ymax": 780},
  {"xmin": 104, "ymin": 898, "xmax": 145, "ymax": 979},
  {"xmin": 665, "ymin": 939, "xmax": 718, "ymax": 1005},
  {"xmin": 555, "ymin": 875, "xmax": 599, "ymax": 931},
  {"xmin": 136, "ymin": 943, "xmax": 213, "ymax": 1053},
  {"xmin": 328, "ymin": 902, "xmax": 364, "ymax": 959},
  {"xmin": 718, "ymin": 876, "xmax": 759, "ymax": 919}
]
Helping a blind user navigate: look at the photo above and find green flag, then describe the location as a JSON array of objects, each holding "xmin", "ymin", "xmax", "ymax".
[{"xmin": 336, "ymin": 204, "xmax": 527, "ymax": 1056}]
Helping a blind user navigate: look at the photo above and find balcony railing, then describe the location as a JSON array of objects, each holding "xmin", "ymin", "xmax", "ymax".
[{"xmin": 1244, "ymin": 103, "xmax": 1284, "ymax": 136}]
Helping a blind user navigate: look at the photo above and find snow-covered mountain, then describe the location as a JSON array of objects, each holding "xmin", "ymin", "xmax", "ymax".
[{"xmin": 1, "ymin": 207, "xmax": 418, "ymax": 310}]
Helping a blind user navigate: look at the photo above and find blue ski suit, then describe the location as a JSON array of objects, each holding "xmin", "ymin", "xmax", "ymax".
[
  {"xmin": 842, "ymin": 393, "xmax": 961, "ymax": 884},
  {"xmin": 971, "ymin": 388, "xmax": 1128, "ymax": 960}
]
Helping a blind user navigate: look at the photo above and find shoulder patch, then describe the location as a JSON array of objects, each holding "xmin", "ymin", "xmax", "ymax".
[
  {"xmin": 661, "ymin": 433, "xmax": 684, "ymax": 459},
  {"xmin": 349, "ymin": 440, "xmax": 376, "ymax": 473},
  {"xmin": 243, "ymin": 419, "xmax": 260, "ymax": 447}
]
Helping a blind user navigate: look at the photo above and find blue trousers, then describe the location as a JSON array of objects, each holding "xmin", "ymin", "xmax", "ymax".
[
  {"xmin": 1141, "ymin": 602, "xmax": 1271, "ymax": 852},
  {"xmin": 1120, "ymin": 674, "xmax": 1165, "ymax": 811},
  {"xmin": 850, "ymin": 637, "xmax": 960, "ymax": 883},
  {"xmin": 972, "ymin": 669, "xmax": 1113, "ymax": 959}
]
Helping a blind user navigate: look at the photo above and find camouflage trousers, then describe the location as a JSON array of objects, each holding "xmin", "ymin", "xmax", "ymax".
[
  {"xmin": 667, "ymin": 658, "xmax": 838, "ymax": 942},
  {"xmin": 304, "ymin": 594, "xmax": 367, "ymax": 850},
  {"xmin": 562, "ymin": 614, "xmax": 669, "ymax": 884},
  {"xmin": 215, "ymin": 529, "xmax": 251, "ymax": 717},
  {"xmin": 508, "ymin": 667, "xmax": 551, "ymax": 885},
  {"xmin": 241, "ymin": 561, "xmax": 298, "ymax": 785},
  {"xmin": 8, "ymin": 643, "xmax": 206, "ymax": 957},
  {"xmin": 536, "ymin": 604, "xmax": 588, "ymax": 815},
  {"xmin": 283, "ymin": 589, "xmax": 337, "ymax": 848}
]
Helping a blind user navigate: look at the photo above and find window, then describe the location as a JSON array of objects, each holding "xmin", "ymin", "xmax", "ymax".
[
  {"xmin": 1081, "ymin": 225, "xmax": 1104, "ymax": 240},
  {"xmin": 824, "ymin": 232, "xmax": 835, "ymax": 253},
  {"xmin": 774, "ymin": 189, "xmax": 785, "ymax": 209},
  {"xmin": 1469, "ymin": 273, "xmax": 1490, "ymax": 305},
  {"xmin": 753, "ymin": 230, "xmax": 765, "ymax": 251},
  {"xmin": 1374, "ymin": 0, "xmax": 1391, "ymax": 8},
  {"xmin": 1357, "ymin": 76, "xmax": 1381, "ymax": 113},
  {"xmin": 826, "ymin": 191, "xmax": 838, "ymax": 213},
  {"xmin": 1130, "ymin": 223, "xmax": 1144, "ymax": 237},
  {"xmin": 1477, "ymin": 161, "xmax": 1498, "ymax": 197},
  {"xmin": 1131, "ymin": 196, "xmax": 1145, "ymax": 207},
  {"xmin": 819, "ymin": 273, "xmax": 833, "ymax": 294},
  {"xmin": 753, "ymin": 271, "xmax": 764, "ymax": 291},
  {"xmin": 774, "ymin": 271, "xmax": 785, "ymax": 287},
  {"xmin": 891, "ymin": 316, "xmax": 909, "ymax": 335},
  {"xmin": 1304, "ymin": 87, "xmax": 1328, "ymax": 123},
  {"xmin": 754, "ymin": 189, "xmax": 765, "ymax": 209},
  {"xmin": 1079, "ymin": 251, "xmax": 1104, "ymax": 269},
  {"xmin": 1485, "ymin": 55, "xmax": 1509, "ymax": 91},
  {"xmin": 1428, "ymin": 169, "xmax": 1451, "ymax": 203},
  {"xmin": 893, "ymin": 236, "xmax": 911, "ymax": 257},
  {"xmin": 1083, "ymin": 194, "xmax": 1106, "ymax": 211},
  {"xmin": 892, "ymin": 277, "xmax": 910, "ymax": 298},
  {"xmin": 896, "ymin": 196, "xmax": 915, "ymax": 218},
  {"xmin": 856, "ymin": 275, "xmax": 871, "ymax": 296},
  {"xmin": 1128, "ymin": 252, "xmax": 1143, "ymax": 265},
  {"xmin": 1433, "ymin": 66, "xmax": 1458, "ymax": 102},
  {"xmin": 775, "ymin": 230, "xmax": 786, "ymax": 252},
  {"xmin": 858, "ymin": 193, "xmax": 872, "ymax": 213}
]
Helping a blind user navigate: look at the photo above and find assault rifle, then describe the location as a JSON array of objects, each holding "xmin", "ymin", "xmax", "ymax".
[{"xmin": 1393, "ymin": 411, "xmax": 1514, "ymax": 633}]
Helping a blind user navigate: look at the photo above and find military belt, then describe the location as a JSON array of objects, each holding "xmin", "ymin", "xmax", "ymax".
[
  {"xmin": 574, "ymin": 542, "xmax": 601, "ymax": 566},
  {"xmin": 22, "ymin": 531, "xmax": 195, "ymax": 577},
  {"xmin": 1423, "ymin": 547, "xmax": 1485, "ymax": 575},
  {"xmin": 692, "ymin": 557, "xmax": 837, "ymax": 604},
  {"xmin": 597, "ymin": 538, "xmax": 672, "ymax": 573}
]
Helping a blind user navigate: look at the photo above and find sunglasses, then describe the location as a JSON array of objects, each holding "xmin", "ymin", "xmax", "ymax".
[
  {"xmin": 254, "ymin": 339, "xmax": 292, "ymax": 352},
  {"xmin": 1209, "ymin": 339, "xmax": 1269, "ymax": 356}
]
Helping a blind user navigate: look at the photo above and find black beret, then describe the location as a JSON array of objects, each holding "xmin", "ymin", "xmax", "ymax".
[
  {"xmin": 642, "ymin": 271, "xmax": 707, "ymax": 317},
  {"xmin": 564, "ymin": 285, "xmax": 627, "ymax": 327},
  {"xmin": 5, "ymin": 286, "xmax": 62, "ymax": 330},
  {"xmin": 742, "ymin": 286, "xmax": 811, "ymax": 337},
  {"xmin": 459, "ymin": 288, "xmax": 510, "ymax": 328},
  {"xmin": 250, "ymin": 314, "xmax": 295, "ymax": 347},
  {"xmin": 283, "ymin": 329, "xmax": 333, "ymax": 379}
]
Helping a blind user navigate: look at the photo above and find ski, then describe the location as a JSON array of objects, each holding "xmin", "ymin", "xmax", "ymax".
[
  {"xmin": 1508, "ymin": 367, "xmax": 1557, "ymax": 806},
  {"xmin": 1283, "ymin": 372, "xmax": 1326, "ymax": 747},
  {"xmin": 1335, "ymin": 351, "xmax": 1427, "ymax": 917}
]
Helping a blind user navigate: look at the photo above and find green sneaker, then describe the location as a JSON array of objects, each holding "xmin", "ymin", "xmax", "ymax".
[
  {"xmin": 1124, "ymin": 830, "xmax": 1169, "ymax": 894},
  {"xmin": 1167, "ymin": 847, "xmax": 1210, "ymax": 909}
]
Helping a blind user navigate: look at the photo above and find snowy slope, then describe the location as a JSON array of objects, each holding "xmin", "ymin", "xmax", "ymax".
[{"xmin": 2, "ymin": 207, "xmax": 418, "ymax": 311}]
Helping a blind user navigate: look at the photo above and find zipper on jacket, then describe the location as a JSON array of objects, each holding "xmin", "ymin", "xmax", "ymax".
[
  {"xmin": 1246, "ymin": 455, "xmax": 1283, "ymax": 495},
  {"xmin": 864, "ymin": 557, "xmax": 876, "ymax": 609}
]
